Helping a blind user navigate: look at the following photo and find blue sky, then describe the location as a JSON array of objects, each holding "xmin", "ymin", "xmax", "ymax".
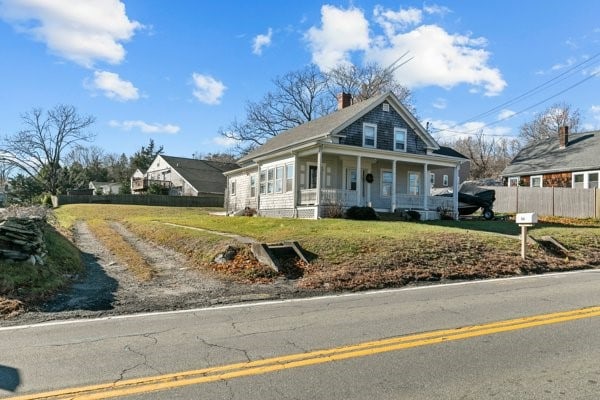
[{"xmin": 1, "ymin": 0, "xmax": 600, "ymax": 159}]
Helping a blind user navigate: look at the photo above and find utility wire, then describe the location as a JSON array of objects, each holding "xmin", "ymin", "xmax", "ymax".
[{"xmin": 432, "ymin": 54, "xmax": 600, "ymax": 137}]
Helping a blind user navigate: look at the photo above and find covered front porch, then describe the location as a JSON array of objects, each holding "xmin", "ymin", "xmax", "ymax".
[{"xmin": 291, "ymin": 143, "xmax": 461, "ymax": 220}]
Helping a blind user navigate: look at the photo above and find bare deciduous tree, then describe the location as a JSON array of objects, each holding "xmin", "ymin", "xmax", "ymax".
[
  {"xmin": 1, "ymin": 105, "xmax": 95, "ymax": 194},
  {"xmin": 326, "ymin": 59, "xmax": 413, "ymax": 110},
  {"xmin": 220, "ymin": 61, "xmax": 414, "ymax": 154},
  {"xmin": 450, "ymin": 131, "xmax": 521, "ymax": 179},
  {"xmin": 519, "ymin": 102, "xmax": 580, "ymax": 144},
  {"xmin": 220, "ymin": 65, "xmax": 332, "ymax": 154}
]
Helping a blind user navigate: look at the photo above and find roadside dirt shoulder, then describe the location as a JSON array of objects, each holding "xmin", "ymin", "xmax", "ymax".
[{"xmin": 1, "ymin": 221, "xmax": 306, "ymax": 327}]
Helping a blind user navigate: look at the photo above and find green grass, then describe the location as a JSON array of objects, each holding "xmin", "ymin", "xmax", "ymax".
[
  {"xmin": 0, "ymin": 225, "xmax": 83, "ymax": 301},
  {"xmin": 51, "ymin": 204, "xmax": 600, "ymax": 292}
]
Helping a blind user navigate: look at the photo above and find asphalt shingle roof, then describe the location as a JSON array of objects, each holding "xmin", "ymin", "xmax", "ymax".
[
  {"xmin": 238, "ymin": 92, "xmax": 404, "ymax": 163},
  {"xmin": 501, "ymin": 130, "xmax": 600, "ymax": 176},
  {"xmin": 161, "ymin": 155, "xmax": 238, "ymax": 194}
]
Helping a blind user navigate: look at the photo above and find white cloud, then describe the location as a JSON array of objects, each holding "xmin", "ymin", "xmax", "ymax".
[
  {"xmin": 374, "ymin": 5, "xmax": 422, "ymax": 36},
  {"xmin": 367, "ymin": 24, "xmax": 505, "ymax": 96},
  {"xmin": 0, "ymin": 0, "xmax": 142, "ymax": 68},
  {"xmin": 551, "ymin": 57, "xmax": 576, "ymax": 71},
  {"xmin": 591, "ymin": 105, "xmax": 600, "ymax": 123},
  {"xmin": 109, "ymin": 120, "xmax": 180, "ymax": 134},
  {"xmin": 432, "ymin": 98, "xmax": 447, "ymax": 109},
  {"xmin": 305, "ymin": 5, "xmax": 506, "ymax": 96},
  {"xmin": 212, "ymin": 135, "xmax": 237, "ymax": 147},
  {"xmin": 252, "ymin": 28, "xmax": 273, "ymax": 55},
  {"xmin": 305, "ymin": 5, "xmax": 370, "ymax": 70},
  {"xmin": 191, "ymin": 73, "xmax": 226, "ymax": 105},
  {"xmin": 423, "ymin": 4, "xmax": 452, "ymax": 16},
  {"xmin": 426, "ymin": 118, "xmax": 513, "ymax": 142},
  {"xmin": 498, "ymin": 109, "xmax": 516, "ymax": 120},
  {"xmin": 88, "ymin": 70, "xmax": 139, "ymax": 101}
]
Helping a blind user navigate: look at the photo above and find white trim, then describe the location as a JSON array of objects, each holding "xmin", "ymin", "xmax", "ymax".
[
  {"xmin": 394, "ymin": 127, "xmax": 407, "ymax": 152},
  {"xmin": 530, "ymin": 175, "xmax": 543, "ymax": 188},
  {"xmin": 380, "ymin": 168, "xmax": 393, "ymax": 197},
  {"xmin": 408, "ymin": 170, "xmax": 421, "ymax": 196},
  {"xmin": 571, "ymin": 170, "xmax": 600, "ymax": 189},
  {"xmin": 507, "ymin": 176, "xmax": 519, "ymax": 187},
  {"xmin": 362, "ymin": 122, "xmax": 377, "ymax": 148}
]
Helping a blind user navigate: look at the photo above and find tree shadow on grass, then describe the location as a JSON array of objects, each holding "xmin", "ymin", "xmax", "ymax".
[{"xmin": 41, "ymin": 251, "xmax": 118, "ymax": 312}]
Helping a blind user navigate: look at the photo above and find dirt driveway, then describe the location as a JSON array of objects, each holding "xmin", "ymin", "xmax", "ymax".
[{"xmin": 1, "ymin": 221, "xmax": 309, "ymax": 327}]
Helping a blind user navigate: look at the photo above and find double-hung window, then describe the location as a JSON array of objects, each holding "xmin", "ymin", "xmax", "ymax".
[
  {"xmin": 363, "ymin": 123, "xmax": 377, "ymax": 148},
  {"xmin": 381, "ymin": 170, "xmax": 393, "ymax": 197},
  {"xmin": 285, "ymin": 164, "xmax": 294, "ymax": 192},
  {"xmin": 250, "ymin": 174, "xmax": 256, "ymax": 197},
  {"xmin": 267, "ymin": 168, "xmax": 275, "ymax": 194},
  {"xmin": 259, "ymin": 170, "xmax": 266, "ymax": 194},
  {"xmin": 275, "ymin": 166, "xmax": 283, "ymax": 193},
  {"xmin": 394, "ymin": 128, "xmax": 407, "ymax": 151},
  {"xmin": 530, "ymin": 175, "xmax": 543, "ymax": 188},
  {"xmin": 507, "ymin": 177, "xmax": 519, "ymax": 187}
]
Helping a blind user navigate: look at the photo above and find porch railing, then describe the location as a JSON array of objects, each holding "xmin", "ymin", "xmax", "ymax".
[
  {"xmin": 299, "ymin": 189, "xmax": 357, "ymax": 206},
  {"xmin": 299, "ymin": 189, "xmax": 454, "ymax": 211}
]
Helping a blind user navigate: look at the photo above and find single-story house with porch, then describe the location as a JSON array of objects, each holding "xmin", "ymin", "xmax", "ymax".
[
  {"xmin": 224, "ymin": 91, "xmax": 467, "ymax": 220},
  {"xmin": 501, "ymin": 127, "xmax": 600, "ymax": 188}
]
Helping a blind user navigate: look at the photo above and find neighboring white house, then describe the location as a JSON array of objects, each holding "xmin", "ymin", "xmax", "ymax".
[
  {"xmin": 224, "ymin": 92, "xmax": 467, "ymax": 220},
  {"xmin": 131, "ymin": 155, "xmax": 238, "ymax": 196},
  {"xmin": 89, "ymin": 181, "xmax": 122, "ymax": 195}
]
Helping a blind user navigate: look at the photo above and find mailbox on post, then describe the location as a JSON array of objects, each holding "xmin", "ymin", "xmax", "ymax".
[
  {"xmin": 516, "ymin": 212, "xmax": 537, "ymax": 259},
  {"xmin": 516, "ymin": 212, "xmax": 538, "ymax": 225}
]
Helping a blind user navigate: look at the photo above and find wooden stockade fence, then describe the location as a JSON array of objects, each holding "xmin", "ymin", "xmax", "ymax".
[
  {"xmin": 53, "ymin": 194, "xmax": 224, "ymax": 208},
  {"xmin": 486, "ymin": 186, "xmax": 600, "ymax": 219}
]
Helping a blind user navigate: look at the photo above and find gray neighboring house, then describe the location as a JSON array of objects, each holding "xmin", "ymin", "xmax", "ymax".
[
  {"xmin": 132, "ymin": 155, "xmax": 239, "ymax": 196},
  {"xmin": 224, "ymin": 91, "xmax": 467, "ymax": 220},
  {"xmin": 501, "ymin": 127, "xmax": 600, "ymax": 188}
]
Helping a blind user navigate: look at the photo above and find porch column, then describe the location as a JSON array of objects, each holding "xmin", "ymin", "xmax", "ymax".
[
  {"xmin": 256, "ymin": 163, "xmax": 261, "ymax": 214},
  {"xmin": 391, "ymin": 160, "xmax": 397, "ymax": 212},
  {"xmin": 225, "ymin": 175, "xmax": 230, "ymax": 215},
  {"xmin": 316, "ymin": 146, "xmax": 322, "ymax": 207},
  {"xmin": 453, "ymin": 164, "xmax": 460, "ymax": 220},
  {"xmin": 423, "ymin": 163, "xmax": 429, "ymax": 210},
  {"xmin": 292, "ymin": 154, "xmax": 298, "ymax": 217},
  {"xmin": 356, "ymin": 155, "xmax": 362, "ymax": 206}
]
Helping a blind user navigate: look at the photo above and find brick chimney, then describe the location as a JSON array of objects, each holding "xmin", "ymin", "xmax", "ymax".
[
  {"xmin": 337, "ymin": 92, "xmax": 352, "ymax": 110},
  {"xmin": 559, "ymin": 126, "xmax": 569, "ymax": 148}
]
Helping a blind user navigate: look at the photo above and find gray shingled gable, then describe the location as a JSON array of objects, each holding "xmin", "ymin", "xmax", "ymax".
[
  {"xmin": 238, "ymin": 92, "xmax": 436, "ymax": 163},
  {"xmin": 501, "ymin": 130, "xmax": 600, "ymax": 176},
  {"xmin": 161, "ymin": 155, "xmax": 238, "ymax": 194}
]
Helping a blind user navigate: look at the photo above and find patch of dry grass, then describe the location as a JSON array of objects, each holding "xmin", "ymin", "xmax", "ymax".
[
  {"xmin": 54, "ymin": 204, "xmax": 600, "ymax": 290},
  {"xmin": 86, "ymin": 219, "xmax": 155, "ymax": 281}
]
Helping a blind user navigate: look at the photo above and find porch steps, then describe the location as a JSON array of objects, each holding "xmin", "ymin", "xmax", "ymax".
[{"xmin": 250, "ymin": 241, "xmax": 309, "ymax": 275}]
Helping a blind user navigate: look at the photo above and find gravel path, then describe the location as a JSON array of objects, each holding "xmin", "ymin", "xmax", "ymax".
[{"xmin": 1, "ymin": 221, "xmax": 305, "ymax": 327}]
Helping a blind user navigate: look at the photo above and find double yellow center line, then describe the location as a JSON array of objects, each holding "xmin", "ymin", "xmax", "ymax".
[{"xmin": 9, "ymin": 305, "xmax": 600, "ymax": 399}]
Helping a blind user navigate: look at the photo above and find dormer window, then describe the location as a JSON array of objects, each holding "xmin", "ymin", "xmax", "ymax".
[
  {"xmin": 363, "ymin": 123, "xmax": 377, "ymax": 148},
  {"xmin": 394, "ymin": 128, "xmax": 407, "ymax": 151}
]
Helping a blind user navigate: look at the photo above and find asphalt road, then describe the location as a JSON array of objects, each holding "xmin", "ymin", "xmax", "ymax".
[{"xmin": 2, "ymin": 269, "xmax": 600, "ymax": 399}]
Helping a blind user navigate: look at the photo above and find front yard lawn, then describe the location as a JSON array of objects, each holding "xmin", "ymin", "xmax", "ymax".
[{"xmin": 53, "ymin": 205, "xmax": 600, "ymax": 291}]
